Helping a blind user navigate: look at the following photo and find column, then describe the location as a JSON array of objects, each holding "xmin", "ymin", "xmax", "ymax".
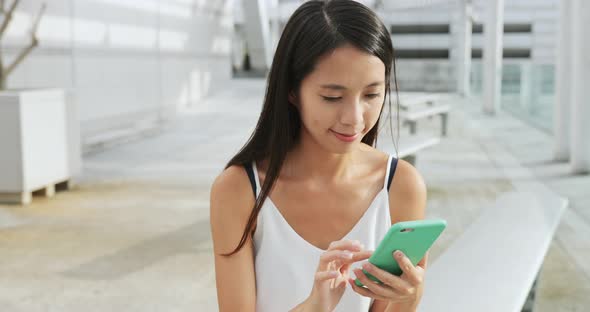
[
  {"xmin": 241, "ymin": 0, "xmax": 272, "ymax": 72},
  {"xmin": 482, "ymin": 0, "xmax": 504, "ymax": 114},
  {"xmin": 453, "ymin": 0, "xmax": 473, "ymax": 97},
  {"xmin": 570, "ymin": 0, "xmax": 590, "ymax": 173},
  {"xmin": 268, "ymin": 0, "xmax": 280, "ymax": 54},
  {"xmin": 553, "ymin": 0, "xmax": 573, "ymax": 161},
  {"xmin": 520, "ymin": 61, "xmax": 533, "ymax": 114}
]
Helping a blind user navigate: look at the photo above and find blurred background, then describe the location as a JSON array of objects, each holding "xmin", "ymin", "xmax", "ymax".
[{"xmin": 0, "ymin": 0, "xmax": 588, "ymax": 311}]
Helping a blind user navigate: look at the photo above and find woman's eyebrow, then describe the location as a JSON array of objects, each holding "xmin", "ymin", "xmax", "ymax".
[
  {"xmin": 320, "ymin": 81, "xmax": 384, "ymax": 90},
  {"xmin": 320, "ymin": 84, "xmax": 347, "ymax": 90},
  {"xmin": 365, "ymin": 81, "xmax": 384, "ymax": 88}
]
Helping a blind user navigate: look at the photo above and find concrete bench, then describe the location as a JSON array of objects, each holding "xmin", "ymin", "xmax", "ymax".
[
  {"xmin": 377, "ymin": 134, "xmax": 440, "ymax": 165},
  {"xmin": 419, "ymin": 188, "xmax": 568, "ymax": 312},
  {"xmin": 398, "ymin": 92, "xmax": 441, "ymax": 110},
  {"xmin": 401, "ymin": 104, "xmax": 451, "ymax": 136}
]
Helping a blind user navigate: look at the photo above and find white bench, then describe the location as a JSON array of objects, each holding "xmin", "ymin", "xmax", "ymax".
[
  {"xmin": 419, "ymin": 187, "xmax": 568, "ymax": 312},
  {"xmin": 398, "ymin": 92, "xmax": 441, "ymax": 110},
  {"xmin": 377, "ymin": 134, "xmax": 440, "ymax": 165},
  {"xmin": 400, "ymin": 104, "xmax": 451, "ymax": 136},
  {"xmin": 396, "ymin": 92, "xmax": 451, "ymax": 136}
]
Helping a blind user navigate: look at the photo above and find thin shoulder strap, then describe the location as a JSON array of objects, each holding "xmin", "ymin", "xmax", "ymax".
[
  {"xmin": 387, "ymin": 156, "xmax": 399, "ymax": 192},
  {"xmin": 248, "ymin": 158, "xmax": 397, "ymax": 194},
  {"xmin": 243, "ymin": 163, "xmax": 257, "ymax": 197}
]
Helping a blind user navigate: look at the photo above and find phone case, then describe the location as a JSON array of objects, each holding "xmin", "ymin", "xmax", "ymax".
[{"xmin": 354, "ymin": 219, "xmax": 447, "ymax": 287}]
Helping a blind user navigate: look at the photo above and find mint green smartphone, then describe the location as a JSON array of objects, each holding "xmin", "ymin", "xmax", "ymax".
[{"xmin": 354, "ymin": 219, "xmax": 447, "ymax": 287}]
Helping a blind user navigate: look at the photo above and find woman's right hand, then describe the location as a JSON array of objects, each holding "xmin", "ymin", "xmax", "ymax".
[{"xmin": 294, "ymin": 239, "xmax": 372, "ymax": 312}]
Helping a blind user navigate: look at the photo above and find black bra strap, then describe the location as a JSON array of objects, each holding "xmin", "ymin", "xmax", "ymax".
[
  {"xmin": 387, "ymin": 157, "xmax": 398, "ymax": 191},
  {"xmin": 244, "ymin": 163, "xmax": 257, "ymax": 197}
]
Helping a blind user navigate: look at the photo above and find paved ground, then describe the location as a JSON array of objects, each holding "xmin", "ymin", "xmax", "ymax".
[
  {"xmin": 452, "ymin": 101, "xmax": 590, "ymax": 312},
  {"xmin": 0, "ymin": 78, "xmax": 588, "ymax": 311}
]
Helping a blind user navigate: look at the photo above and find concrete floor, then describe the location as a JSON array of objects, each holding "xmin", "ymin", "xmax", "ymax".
[{"xmin": 0, "ymin": 79, "xmax": 588, "ymax": 311}]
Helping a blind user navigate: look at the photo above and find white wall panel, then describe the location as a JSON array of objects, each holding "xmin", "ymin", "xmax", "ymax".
[{"xmin": 2, "ymin": 0, "xmax": 232, "ymax": 150}]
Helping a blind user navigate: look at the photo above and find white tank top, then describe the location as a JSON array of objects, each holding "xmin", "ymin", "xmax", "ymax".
[{"xmin": 249, "ymin": 155, "xmax": 397, "ymax": 311}]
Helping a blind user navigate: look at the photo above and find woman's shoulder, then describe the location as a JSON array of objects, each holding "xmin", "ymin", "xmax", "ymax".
[
  {"xmin": 211, "ymin": 164, "xmax": 256, "ymax": 209},
  {"xmin": 210, "ymin": 165, "xmax": 257, "ymax": 246},
  {"xmin": 360, "ymin": 142, "xmax": 427, "ymax": 219},
  {"xmin": 388, "ymin": 158, "xmax": 427, "ymax": 221},
  {"xmin": 390, "ymin": 159, "xmax": 425, "ymax": 191},
  {"xmin": 360, "ymin": 143, "xmax": 423, "ymax": 185},
  {"xmin": 212, "ymin": 164, "xmax": 252, "ymax": 193}
]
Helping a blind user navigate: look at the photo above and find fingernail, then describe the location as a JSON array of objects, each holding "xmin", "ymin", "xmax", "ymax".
[
  {"xmin": 362, "ymin": 262, "xmax": 371, "ymax": 270},
  {"xmin": 395, "ymin": 251, "xmax": 403, "ymax": 258}
]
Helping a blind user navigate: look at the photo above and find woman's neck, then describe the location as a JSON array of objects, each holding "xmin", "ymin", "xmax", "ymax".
[{"xmin": 283, "ymin": 133, "xmax": 364, "ymax": 184}]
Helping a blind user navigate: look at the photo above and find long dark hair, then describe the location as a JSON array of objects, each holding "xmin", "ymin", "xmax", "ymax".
[{"xmin": 223, "ymin": 0, "xmax": 399, "ymax": 256}]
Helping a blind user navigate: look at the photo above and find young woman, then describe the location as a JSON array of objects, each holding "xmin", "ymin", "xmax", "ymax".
[{"xmin": 210, "ymin": 1, "xmax": 428, "ymax": 311}]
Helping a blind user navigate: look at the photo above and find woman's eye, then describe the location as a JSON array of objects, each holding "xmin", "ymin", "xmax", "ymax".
[
  {"xmin": 322, "ymin": 96, "xmax": 341, "ymax": 102},
  {"xmin": 366, "ymin": 93, "xmax": 380, "ymax": 99}
]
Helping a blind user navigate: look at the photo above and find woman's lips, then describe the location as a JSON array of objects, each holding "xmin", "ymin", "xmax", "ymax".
[{"xmin": 330, "ymin": 129, "xmax": 360, "ymax": 142}]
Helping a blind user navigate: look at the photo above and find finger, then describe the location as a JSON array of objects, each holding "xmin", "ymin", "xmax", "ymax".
[
  {"xmin": 338, "ymin": 250, "xmax": 372, "ymax": 273},
  {"xmin": 340, "ymin": 260, "xmax": 351, "ymax": 273},
  {"xmin": 352, "ymin": 268, "xmax": 394, "ymax": 298},
  {"xmin": 351, "ymin": 250, "xmax": 373, "ymax": 262},
  {"xmin": 338, "ymin": 250, "xmax": 372, "ymax": 277},
  {"xmin": 327, "ymin": 240, "xmax": 364, "ymax": 252},
  {"xmin": 347, "ymin": 278, "xmax": 389, "ymax": 301},
  {"xmin": 361, "ymin": 262, "xmax": 415, "ymax": 296},
  {"xmin": 315, "ymin": 270, "xmax": 339, "ymax": 282},
  {"xmin": 319, "ymin": 250, "xmax": 355, "ymax": 269},
  {"xmin": 393, "ymin": 251, "xmax": 422, "ymax": 287},
  {"xmin": 333, "ymin": 249, "xmax": 372, "ymax": 269}
]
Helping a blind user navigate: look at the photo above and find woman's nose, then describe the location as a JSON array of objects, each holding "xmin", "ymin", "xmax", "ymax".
[{"xmin": 340, "ymin": 99, "xmax": 364, "ymax": 127}]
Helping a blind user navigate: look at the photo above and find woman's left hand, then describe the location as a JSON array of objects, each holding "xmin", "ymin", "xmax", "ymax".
[{"xmin": 347, "ymin": 250, "xmax": 427, "ymax": 304}]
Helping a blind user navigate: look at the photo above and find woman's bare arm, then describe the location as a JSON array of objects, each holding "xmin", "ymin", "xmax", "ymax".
[
  {"xmin": 370, "ymin": 159, "xmax": 428, "ymax": 312},
  {"xmin": 210, "ymin": 165, "xmax": 258, "ymax": 312}
]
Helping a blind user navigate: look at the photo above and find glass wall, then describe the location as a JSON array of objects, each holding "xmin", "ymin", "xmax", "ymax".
[{"xmin": 470, "ymin": 60, "xmax": 555, "ymax": 133}]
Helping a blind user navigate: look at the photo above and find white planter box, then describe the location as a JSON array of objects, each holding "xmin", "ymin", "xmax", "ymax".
[{"xmin": 0, "ymin": 89, "xmax": 80, "ymax": 204}]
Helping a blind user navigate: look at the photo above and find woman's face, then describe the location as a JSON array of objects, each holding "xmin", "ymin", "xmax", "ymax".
[{"xmin": 292, "ymin": 44, "xmax": 386, "ymax": 153}]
